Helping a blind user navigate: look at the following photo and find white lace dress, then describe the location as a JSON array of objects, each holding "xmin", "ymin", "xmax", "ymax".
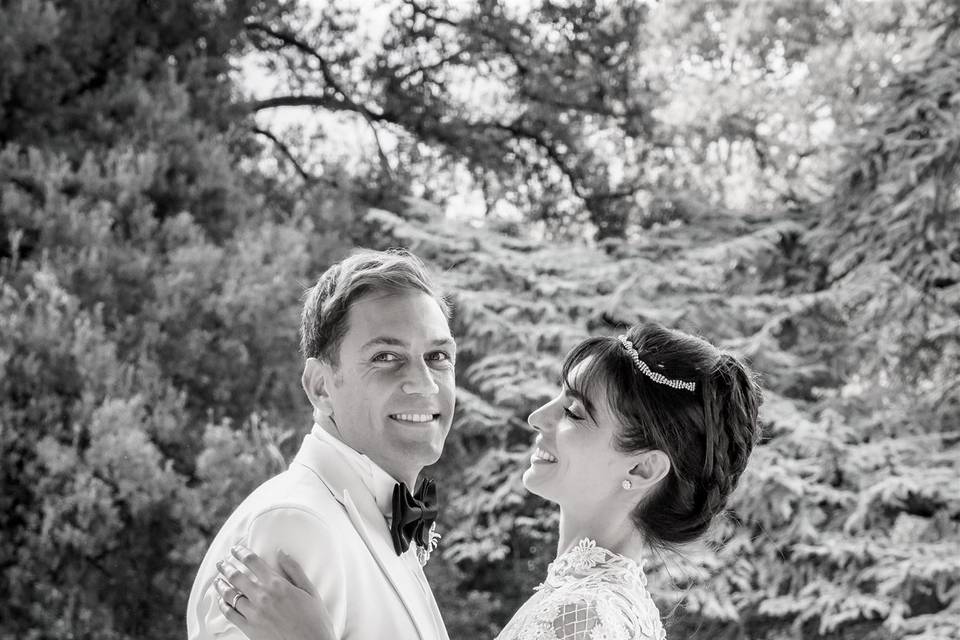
[{"xmin": 496, "ymin": 539, "xmax": 666, "ymax": 640}]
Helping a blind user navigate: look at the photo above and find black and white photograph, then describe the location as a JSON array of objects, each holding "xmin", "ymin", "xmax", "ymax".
[{"xmin": 1, "ymin": 1, "xmax": 958, "ymax": 639}]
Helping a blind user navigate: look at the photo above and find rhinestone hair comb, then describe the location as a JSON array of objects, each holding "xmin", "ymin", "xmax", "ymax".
[{"xmin": 617, "ymin": 335, "xmax": 696, "ymax": 392}]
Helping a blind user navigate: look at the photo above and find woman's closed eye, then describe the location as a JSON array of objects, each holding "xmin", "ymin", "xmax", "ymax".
[{"xmin": 563, "ymin": 406, "xmax": 584, "ymax": 421}]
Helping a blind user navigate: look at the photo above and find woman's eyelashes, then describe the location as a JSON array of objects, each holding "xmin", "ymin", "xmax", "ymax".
[{"xmin": 563, "ymin": 406, "xmax": 584, "ymax": 421}]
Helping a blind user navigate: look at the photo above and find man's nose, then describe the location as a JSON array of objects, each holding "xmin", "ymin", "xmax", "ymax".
[{"xmin": 401, "ymin": 359, "xmax": 440, "ymax": 395}]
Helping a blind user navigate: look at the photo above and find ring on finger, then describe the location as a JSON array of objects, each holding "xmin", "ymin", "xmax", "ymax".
[{"xmin": 231, "ymin": 591, "xmax": 244, "ymax": 610}]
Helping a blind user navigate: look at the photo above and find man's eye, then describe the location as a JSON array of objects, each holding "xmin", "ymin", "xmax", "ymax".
[
  {"xmin": 563, "ymin": 407, "xmax": 584, "ymax": 421},
  {"xmin": 427, "ymin": 351, "xmax": 452, "ymax": 362},
  {"xmin": 373, "ymin": 353, "xmax": 400, "ymax": 362}
]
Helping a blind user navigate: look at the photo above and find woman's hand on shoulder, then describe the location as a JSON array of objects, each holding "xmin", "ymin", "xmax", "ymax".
[{"xmin": 215, "ymin": 544, "xmax": 337, "ymax": 640}]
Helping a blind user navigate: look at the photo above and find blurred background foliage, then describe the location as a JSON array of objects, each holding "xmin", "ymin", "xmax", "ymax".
[{"xmin": 1, "ymin": 0, "xmax": 958, "ymax": 638}]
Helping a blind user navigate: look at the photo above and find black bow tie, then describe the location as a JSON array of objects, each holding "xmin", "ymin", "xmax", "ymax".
[{"xmin": 390, "ymin": 478, "xmax": 438, "ymax": 556}]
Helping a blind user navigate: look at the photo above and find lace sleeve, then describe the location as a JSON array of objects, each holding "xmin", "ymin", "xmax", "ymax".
[{"xmin": 497, "ymin": 540, "xmax": 666, "ymax": 640}]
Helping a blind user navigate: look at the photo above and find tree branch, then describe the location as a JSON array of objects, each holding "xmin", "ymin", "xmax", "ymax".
[
  {"xmin": 401, "ymin": 0, "xmax": 533, "ymax": 78},
  {"xmin": 246, "ymin": 94, "xmax": 361, "ymax": 114},
  {"xmin": 252, "ymin": 126, "xmax": 317, "ymax": 185},
  {"xmin": 244, "ymin": 21, "xmax": 393, "ymax": 178},
  {"xmin": 400, "ymin": 0, "xmax": 462, "ymax": 29},
  {"xmin": 244, "ymin": 19, "xmax": 638, "ymax": 212},
  {"xmin": 244, "ymin": 21, "xmax": 354, "ymax": 105},
  {"xmin": 478, "ymin": 120, "xmax": 588, "ymax": 200},
  {"xmin": 395, "ymin": 48, "xmax": 469, "ymax": 83}
]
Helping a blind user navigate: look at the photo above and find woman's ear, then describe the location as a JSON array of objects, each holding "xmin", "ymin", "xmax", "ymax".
[
  {"xmin": 302, "ymin": 357, "xmax": 335, "ymax": 419},
  {"xmin": 627, "ymin": 450, "xmax": 671, "ymax": 489}
]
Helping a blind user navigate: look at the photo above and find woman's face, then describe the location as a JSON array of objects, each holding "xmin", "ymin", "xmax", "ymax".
[{"xmin": 522, "ymin": 359, "xmax": 637, "ymax": 512}]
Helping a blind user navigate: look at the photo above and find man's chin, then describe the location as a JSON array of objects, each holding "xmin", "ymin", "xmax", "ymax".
[
  {"xmin": 416, "ymin": 440, "xmax": 445, "ymax": 465},
  {"xmin": 391, "ymin": 435, "xmax": 445, "ymax": 465}
]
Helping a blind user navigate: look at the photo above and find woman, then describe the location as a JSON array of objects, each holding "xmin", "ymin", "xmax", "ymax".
[{"xmin": 214, "ymin": 323, "xmax": 763, "ymax": 639}]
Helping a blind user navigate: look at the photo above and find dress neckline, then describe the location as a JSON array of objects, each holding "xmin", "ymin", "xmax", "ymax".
[
  {"xmin": 502, "ymin": 538, "xmax": 667, "ymax": 640},
  {"xmin": 543, "ymin": 538, "xmax": 647, "ymax": 587}
]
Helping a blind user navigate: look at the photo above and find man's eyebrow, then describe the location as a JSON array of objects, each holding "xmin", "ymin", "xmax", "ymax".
[
  {"xmin": 360, "ymin": 336, "xmax": 407, "ymax": 350},
  {"xmin": 360, "ymin": 336, "xmax": 456, "ymax": 350}
]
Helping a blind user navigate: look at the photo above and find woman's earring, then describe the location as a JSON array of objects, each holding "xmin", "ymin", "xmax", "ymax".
[{"xmin": 621, "ymin": 480, "xmax": 632, "ymax": 490}]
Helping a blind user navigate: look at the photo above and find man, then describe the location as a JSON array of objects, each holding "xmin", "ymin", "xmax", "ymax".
[{"xmin": 187, "ymin": 249, "xmax": 455, "ymax": 639}]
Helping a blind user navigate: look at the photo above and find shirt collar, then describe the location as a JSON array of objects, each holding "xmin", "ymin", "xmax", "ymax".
[{"xmin": 309, "ymin": 417, "xmax": 397, "ymax": 519}]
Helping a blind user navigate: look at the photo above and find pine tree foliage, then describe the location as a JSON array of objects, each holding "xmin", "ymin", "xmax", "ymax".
[
  {"xmin": 379, "ymin": 163, "xmax": 958, "ymax": 639},
  {"xmin": 362, "ymin": 35, "xmax": 960, "ymax": 629},
  {"xmin": 811, "ymin": 16, "xmax": 960, "ymax": 292}
]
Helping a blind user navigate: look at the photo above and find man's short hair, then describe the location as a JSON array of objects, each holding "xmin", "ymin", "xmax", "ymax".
[{"xmin": 299, "ymin": 248, "xmax": 450, "ymax": 365}]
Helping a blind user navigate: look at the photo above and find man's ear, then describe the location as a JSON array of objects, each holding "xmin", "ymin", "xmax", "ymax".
[
  {"xmin": 627, "ymin": 449, "xmax": 671, "ymax": 490},
  {"xmin": 302, "ymin": 357, "xmax": 335, "ymax": 419}
]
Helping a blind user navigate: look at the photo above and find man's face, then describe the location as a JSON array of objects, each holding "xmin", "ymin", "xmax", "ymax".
[{"xmin": 320, "ymin": 290, "xmax": 456, "ymax": 483}]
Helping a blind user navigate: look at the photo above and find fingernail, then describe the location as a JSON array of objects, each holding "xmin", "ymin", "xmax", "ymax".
[{"xmin": 216, "ymin": 560, "xmax": 223, "ymax": 570}]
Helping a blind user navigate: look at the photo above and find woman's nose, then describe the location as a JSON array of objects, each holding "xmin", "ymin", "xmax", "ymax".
[{"xmin": 527, "ymin": 400, "xmax": 551, "ymax": 432}]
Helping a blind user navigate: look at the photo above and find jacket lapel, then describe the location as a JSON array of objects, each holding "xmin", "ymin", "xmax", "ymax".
[{"xmin": 292, "ymin": 431, "xmax": 441, "ymax": 640}]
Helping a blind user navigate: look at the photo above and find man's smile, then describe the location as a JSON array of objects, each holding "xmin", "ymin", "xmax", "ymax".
[{"xmin": 389, "ymin": 413, "xmax": 441, "ymax": 424}]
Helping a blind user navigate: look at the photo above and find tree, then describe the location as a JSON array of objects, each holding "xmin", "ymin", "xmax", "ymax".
[
  {"xmin": 0, "ymin": 2, "xmax": 356, "ymax": 638},
  {"xmin": 243, "ymin": 0, "xmax": 664, "ymax": 238}
]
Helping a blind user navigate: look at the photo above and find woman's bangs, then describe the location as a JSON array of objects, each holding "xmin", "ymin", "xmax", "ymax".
[{"xmin": 560, "ymin": 338, "xmax": 621, "ymax": 422}]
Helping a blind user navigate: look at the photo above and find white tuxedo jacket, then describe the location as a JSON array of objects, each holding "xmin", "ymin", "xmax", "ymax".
[{"xmin": 187, "ymin": 424, "xmax": 448, "ymax": 640}]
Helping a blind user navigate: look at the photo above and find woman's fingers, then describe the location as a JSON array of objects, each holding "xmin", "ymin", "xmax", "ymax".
[
  {"xmin": 231, "ymin": 544, "xmax": 272, "ymax": 580},
  {"xmin": 214, "ymin": 576, "xmax": 247, "ymax": 619},
  {"xmin": 217, "ymin": 594, "xmax": 240, "ymax": 623},
  {"xmin": 215, "ymin": 549, "xmax": 334, "ymax": 640},
  {"xmin": 277, "ymin": 549, "xmax": 317, "ymax": 596},
  {"xmin": 217, "ymin": 593, "xmax": 258, "ymax": 638},
  {"xmin": 217, "ymin": 558, "xmax": 256, "ymax": 596}
]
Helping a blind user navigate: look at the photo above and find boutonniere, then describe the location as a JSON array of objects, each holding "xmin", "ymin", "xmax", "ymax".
[{"xmin": 416, "ymin": 522, "xmax": 441, "ymax": 566}]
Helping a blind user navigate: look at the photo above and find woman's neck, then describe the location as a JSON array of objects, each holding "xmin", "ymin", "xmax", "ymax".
[{"xmin": 556, "ymin": 507, "xmax": 646, "ymax": 562}]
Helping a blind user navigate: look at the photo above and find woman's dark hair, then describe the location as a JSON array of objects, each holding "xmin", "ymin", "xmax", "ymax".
[{"xmin": 561, "ymin": 322, "xmax": 762, "ymax": 548}]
